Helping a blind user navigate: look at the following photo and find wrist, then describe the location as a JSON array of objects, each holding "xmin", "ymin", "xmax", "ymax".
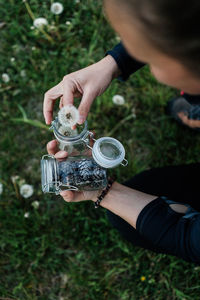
[{"xmin": 99, "ymin": 55, "xmax": 121, "ymax": 79}]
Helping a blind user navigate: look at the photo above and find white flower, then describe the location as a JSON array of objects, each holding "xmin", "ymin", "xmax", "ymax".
[
  {"xmin": 30, "ymin": 26, "xmax": 35, "ymax": 30},
  {"xmin": 112, "ymin": 95, "xmax": 125, "ymax": 105},
  {"xmin": 24, "ymin": 212, "xmax": 30, "ymax": 218},
  {"xmin": 0, "ymin": 183, "xmax": 3, "ymax": 195},
  {"xmin": 20, "ymin": 184, "xmax": 34, "ymax": 198},
  {"xmin": 31, "ymin": 200, "xmax": 40, "ymax": 209},
  {"xmin": 33, "ymin": 18, "xmax": 48, "ymax": 28},
  {"xmin": 58, "ymin": 105, "xmax": 80, "ymax": 127},
  {"xmin": 10, "ymin": 57, "xmax": 15, "ymax": 62},
  {"xmin": 65, "ymin": 21, "xmax": 71, "ymax": 25},
  {"xmin": 75, "ymin": 0, "xmax": 80, "ymax": 3},
  {"xmin": 51, "ymin": 2, "xmax": 64, "ymax": 15},
  {"xmin": 2, "ymin": 73, "xmax": 10, "ymax": 83},
  {"xmin": 20, "ymin": 70, "xmax": 26, "ymax": 77},
  {"xmin": 58, "ymin": 125, "xmax": 78, "ymax": 137},
  {"xmin": 31, "ymin": 46, "xmax": 36, "ymax": 51}
]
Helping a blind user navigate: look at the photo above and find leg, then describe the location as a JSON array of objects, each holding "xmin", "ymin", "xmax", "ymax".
[{"xmin": 107, "ymin": 163, "xmax": 200, "ymax": 252}]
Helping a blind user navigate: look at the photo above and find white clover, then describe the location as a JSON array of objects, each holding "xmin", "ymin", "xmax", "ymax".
[
  {"xmin": 51, "ymin": 2, "xmax": 64, "ymax": 15},
  {"xmin": 24, "ymin": 212, "xmax": 30, "ymax": 218},
  {"xmin": 30, "ymin": 26, "xmax": 35, "ymax": 30},
  {"xmin": 112, "ymin": 95, "xmax": 125, "ymax": 105},
  {"xmin": 31, "ymin": 46, "xmax": 36, "ymax": 51},
  {"xmin": 31, "ymin": 200, "xmax": 40, "ymax": 209},
  {"xmin": 33, "ymin": 18, "xmax": 48, "ymax": 28},
  {"xmin": 20, "ymin": 70, "xmax": 26, "ymax": 77},
  {"xmin": 58, "ymin": 125, "xmax": 78, "ymax": 137},
  {"xmin": 10, "ymin": 57, "xmax": 15, "ymax": 62},
  {"xmin": 58, "ymin": 105, "xmax": 80, "ymax": 127},
  {"xmin": 2, "ymin": 73, "xmax": 10, "ymax": 83},
  {"xmin": 65, "ymin": 21, "xmax": 71, "ymax": 25},
  {"xmin": 0, "ymin": 183, "xmax": 3, "ymax": 195},
  {"xmin": 20, "ymin": 184, "xmax": 34, "ymax": 198}
]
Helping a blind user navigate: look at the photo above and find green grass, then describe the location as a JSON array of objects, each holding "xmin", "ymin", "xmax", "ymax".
[{"xmin": 1, "ymin": 0, "xmax": 200, "ymax": 299}]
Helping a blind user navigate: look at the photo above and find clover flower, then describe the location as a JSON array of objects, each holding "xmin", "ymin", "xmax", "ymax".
[
  {"xmin": 10, "ymin": 57, "xmax": 15, "ymax": 62},
  {"xmin": 112, "ymin": 95, "xmax": 125, "ymax": 105},
  {"xmin": 0, "ymin": 183, "xmax": 3, "ymax": 195},
  {"xmin": 51, "ymin": 2, "xmax": 64, "ymax": 15},
  {"xmin": 20, "ymin": 70, "xmax": 26, "ymax": 77},
  {"xmin": 65, "ymin": 21, "xmax": 71, "ymax": 25},
  {"xmin": 33, "ymin": 17, "xmax": 48, "ymax": 28},
  {"xmin": 2, "ymin": 73, "xmax": 10, "ymax": 83},
  {"xmin": 20, "ymin": 184, "xmax": 34, "ymax": 198},
  {"xmin": 31, "ymin": 200, "xmax": 40, "ymax": 209},
  {"xmin": 58, "ymin": 105, "xmax": 80, "ymax": 127},
  {"xmin": 24, "ymin": 212, "xmax": 30, "ymax": 218}
]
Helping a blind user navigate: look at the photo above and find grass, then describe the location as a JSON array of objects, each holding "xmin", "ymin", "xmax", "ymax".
[{"xmin": 1, "ymin": 0, "xmax": 200, "ymax": 299}]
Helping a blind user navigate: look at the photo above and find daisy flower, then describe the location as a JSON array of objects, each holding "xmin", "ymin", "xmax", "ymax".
[
  {"xmin": 51, "ymin": 2, "xmax": 64, "ymax": 15},
  {"xmin": 112, "ymin": 95, "xmax": 125, "ymax": 105},
  {"xmin": 58, "ymin": 105, "xmax": 80, "ymax": 127},
  {"xmin": 20, "ymin": 184, "xmax": 34, "ymax": 198},
  {"xmin": 33, "ymin": 18, "xmax": 48, "ymax": 28}
]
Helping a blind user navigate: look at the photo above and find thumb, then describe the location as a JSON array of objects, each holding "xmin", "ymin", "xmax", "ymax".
[{"xmin": 78, "ymin": 89, "xmax": 96, "ymax": 124}]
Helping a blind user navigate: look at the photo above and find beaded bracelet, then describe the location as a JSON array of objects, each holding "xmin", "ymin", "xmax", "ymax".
[{"xmin": 94, "ymin": 178, "xmax": 114, "ymax": 208}]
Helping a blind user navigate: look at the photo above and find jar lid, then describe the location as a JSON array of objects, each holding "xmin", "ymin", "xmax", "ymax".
[
  {"xmin": 41, "ymin": 155, "xmax": 60, "ymax": 194},
  {"xmin": 92, "ymin": 137, "xmax": 128, "ymax": 168}
]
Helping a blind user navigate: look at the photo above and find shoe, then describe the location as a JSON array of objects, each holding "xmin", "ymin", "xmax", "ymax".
[{"xmin": 167, "ymin": 95, "xmax": 200, "ymax": 131}]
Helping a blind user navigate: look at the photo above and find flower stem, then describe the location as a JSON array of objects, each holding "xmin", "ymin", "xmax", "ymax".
[{"xmin": 23, "ymin": 0, "xmax": 55, "ymax": 44}]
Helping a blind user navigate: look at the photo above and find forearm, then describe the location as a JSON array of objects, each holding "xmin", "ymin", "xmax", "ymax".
[
  {"xmin": 98, "ymin": 54, "xmax": 121, "ymax": 79},
  {"xmin": 93, "ymin": 181, "xmax": 156, "ymax": 228}
]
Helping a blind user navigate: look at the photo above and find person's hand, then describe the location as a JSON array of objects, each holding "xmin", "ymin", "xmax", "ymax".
[
  {"xmin": 43, "ymin": 55, "xmax": 120, "ymax": 125},
  {"xmin": 178, "ymin": 112, "xmax": 200, "ymax": 129},
  {"xmin": 47, "ymin": 139, "xmax": 99, "ymax": 203}
]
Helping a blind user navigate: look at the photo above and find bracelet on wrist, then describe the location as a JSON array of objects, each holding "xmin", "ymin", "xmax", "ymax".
[{"xmin": 94, "ymin": 178, "xmax": 114, "ymax": 208}]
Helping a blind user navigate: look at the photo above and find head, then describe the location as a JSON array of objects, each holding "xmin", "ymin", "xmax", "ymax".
[{"xmin": 104, "ymin": 0, "xmax": 200, "ymax": 94}]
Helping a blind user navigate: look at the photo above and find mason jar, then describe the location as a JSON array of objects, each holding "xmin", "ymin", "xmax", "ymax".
[
  {"xmin": 50, "ymin": 117, "xmax": 90, "ymax": 156},
  {"xmin": 41, "ymin": 155, "xmax": 108, "ymax": 194}
]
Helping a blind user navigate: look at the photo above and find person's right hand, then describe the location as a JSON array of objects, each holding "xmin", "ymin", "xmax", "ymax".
[{"xmin": 43, "ymin": 55, "xmax": 120, "ymax": 125}]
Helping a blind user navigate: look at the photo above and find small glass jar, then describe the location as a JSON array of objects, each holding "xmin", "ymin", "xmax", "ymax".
[
  {"xmin": 41, "ymin": 155, "xmax": 107, "ymax": 194},
  {"xmin": 50, "ymin": 117, "xmax": 90, "ymax": 156},
  {"xmin": 41, "ymin": 118, "xmax": 128, "ymax": 194}
]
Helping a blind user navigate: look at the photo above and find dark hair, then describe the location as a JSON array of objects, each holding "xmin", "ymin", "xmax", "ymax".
[{"xmin": 106, "ymin": 0, "xmax": 200, "ymax": 77}]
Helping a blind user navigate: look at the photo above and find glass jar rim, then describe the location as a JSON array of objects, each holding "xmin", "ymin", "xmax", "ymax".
[{"xmin": 51, "ymin": 117, "xmax": 88, "ymax": 143}]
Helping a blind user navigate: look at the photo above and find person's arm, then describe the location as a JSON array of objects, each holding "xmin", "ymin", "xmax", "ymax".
[
  {"xmin": 97, "ymin": 182, "xmax": 200, "ymax": 264},
  {"xmin": 106, "ymin": 42, "xmax": 145, "ymax": 81}
]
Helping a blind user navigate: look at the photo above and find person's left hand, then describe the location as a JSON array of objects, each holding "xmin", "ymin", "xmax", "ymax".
[{"xmin": 47, "ymin": 140, "xmax": 99, "ymax": 203}]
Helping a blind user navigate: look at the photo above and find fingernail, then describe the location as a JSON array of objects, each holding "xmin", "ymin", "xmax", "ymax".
[{"xmin": 78, "ymin": 115, "xmax": 85, "ymax": 124}]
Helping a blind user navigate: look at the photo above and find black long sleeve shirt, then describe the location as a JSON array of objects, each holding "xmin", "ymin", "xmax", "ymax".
[{"xmin": 107, "ymin": 43, "xmax": 200, "ymax": 264}]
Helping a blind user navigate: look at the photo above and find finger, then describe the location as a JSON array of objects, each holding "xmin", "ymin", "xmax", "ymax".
[
  {"xmin": 55, "ymin": 151, "xmax": 68, "ymax": 159},
  {"xmin": 47, "ymin": 139, "xmax": 59, "ymax": 155},
  {"xmin": 60, "ymin": 190, "xmax": 74, "ymax": 202},
  {"xmin": 62, "ymin": 79, "xmax": 74, "ymax": 106},
  {"xmin": 59, "ymin": 96, "xmax": 64, "ymax": 109},
  {"xmin": 78, "ymin": 89, "xmax": 95, "ymax": 124},
  {"xmin": 178, "ymin": 112, "xmax": 200, "ymax": 128},
  {"xmin": 43, "ymin": 82, "xmax": 64, "ymax": 125}
]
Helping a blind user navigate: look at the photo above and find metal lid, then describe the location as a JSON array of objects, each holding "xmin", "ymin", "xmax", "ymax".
[
  {"xmin": 41, "ymin": 155, "xmax": 60, "ymax": 194},
  {"xmin": 92, "ymin": 137, "xmax": 128, "ymax": 168}
]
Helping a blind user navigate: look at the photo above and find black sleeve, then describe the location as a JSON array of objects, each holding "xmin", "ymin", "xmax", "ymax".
[
  {"xmin": 136, "ymin": 197, "xmax": 200, "ymax": 264},
  {"xmin": 106, "ymin": 42, "xmax": 145, "ymax": 81}
]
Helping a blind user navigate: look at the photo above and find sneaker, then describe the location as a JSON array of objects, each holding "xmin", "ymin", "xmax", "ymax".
[{"xmin": 167, "ymin": 94, "xmax": 200, "ymax": 131}]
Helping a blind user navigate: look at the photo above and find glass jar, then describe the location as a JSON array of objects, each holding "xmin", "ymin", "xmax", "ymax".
[
  {"xmin": 50, "ymin": 117, "xmax": 90, "ymax": 156},
  {"xmin": 41, "ymin": 155, "xmax": 108, "ymax": 194},
  {"xmin": 41, "ymin": 118, "xmax": 128, "ymax": 194}
]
